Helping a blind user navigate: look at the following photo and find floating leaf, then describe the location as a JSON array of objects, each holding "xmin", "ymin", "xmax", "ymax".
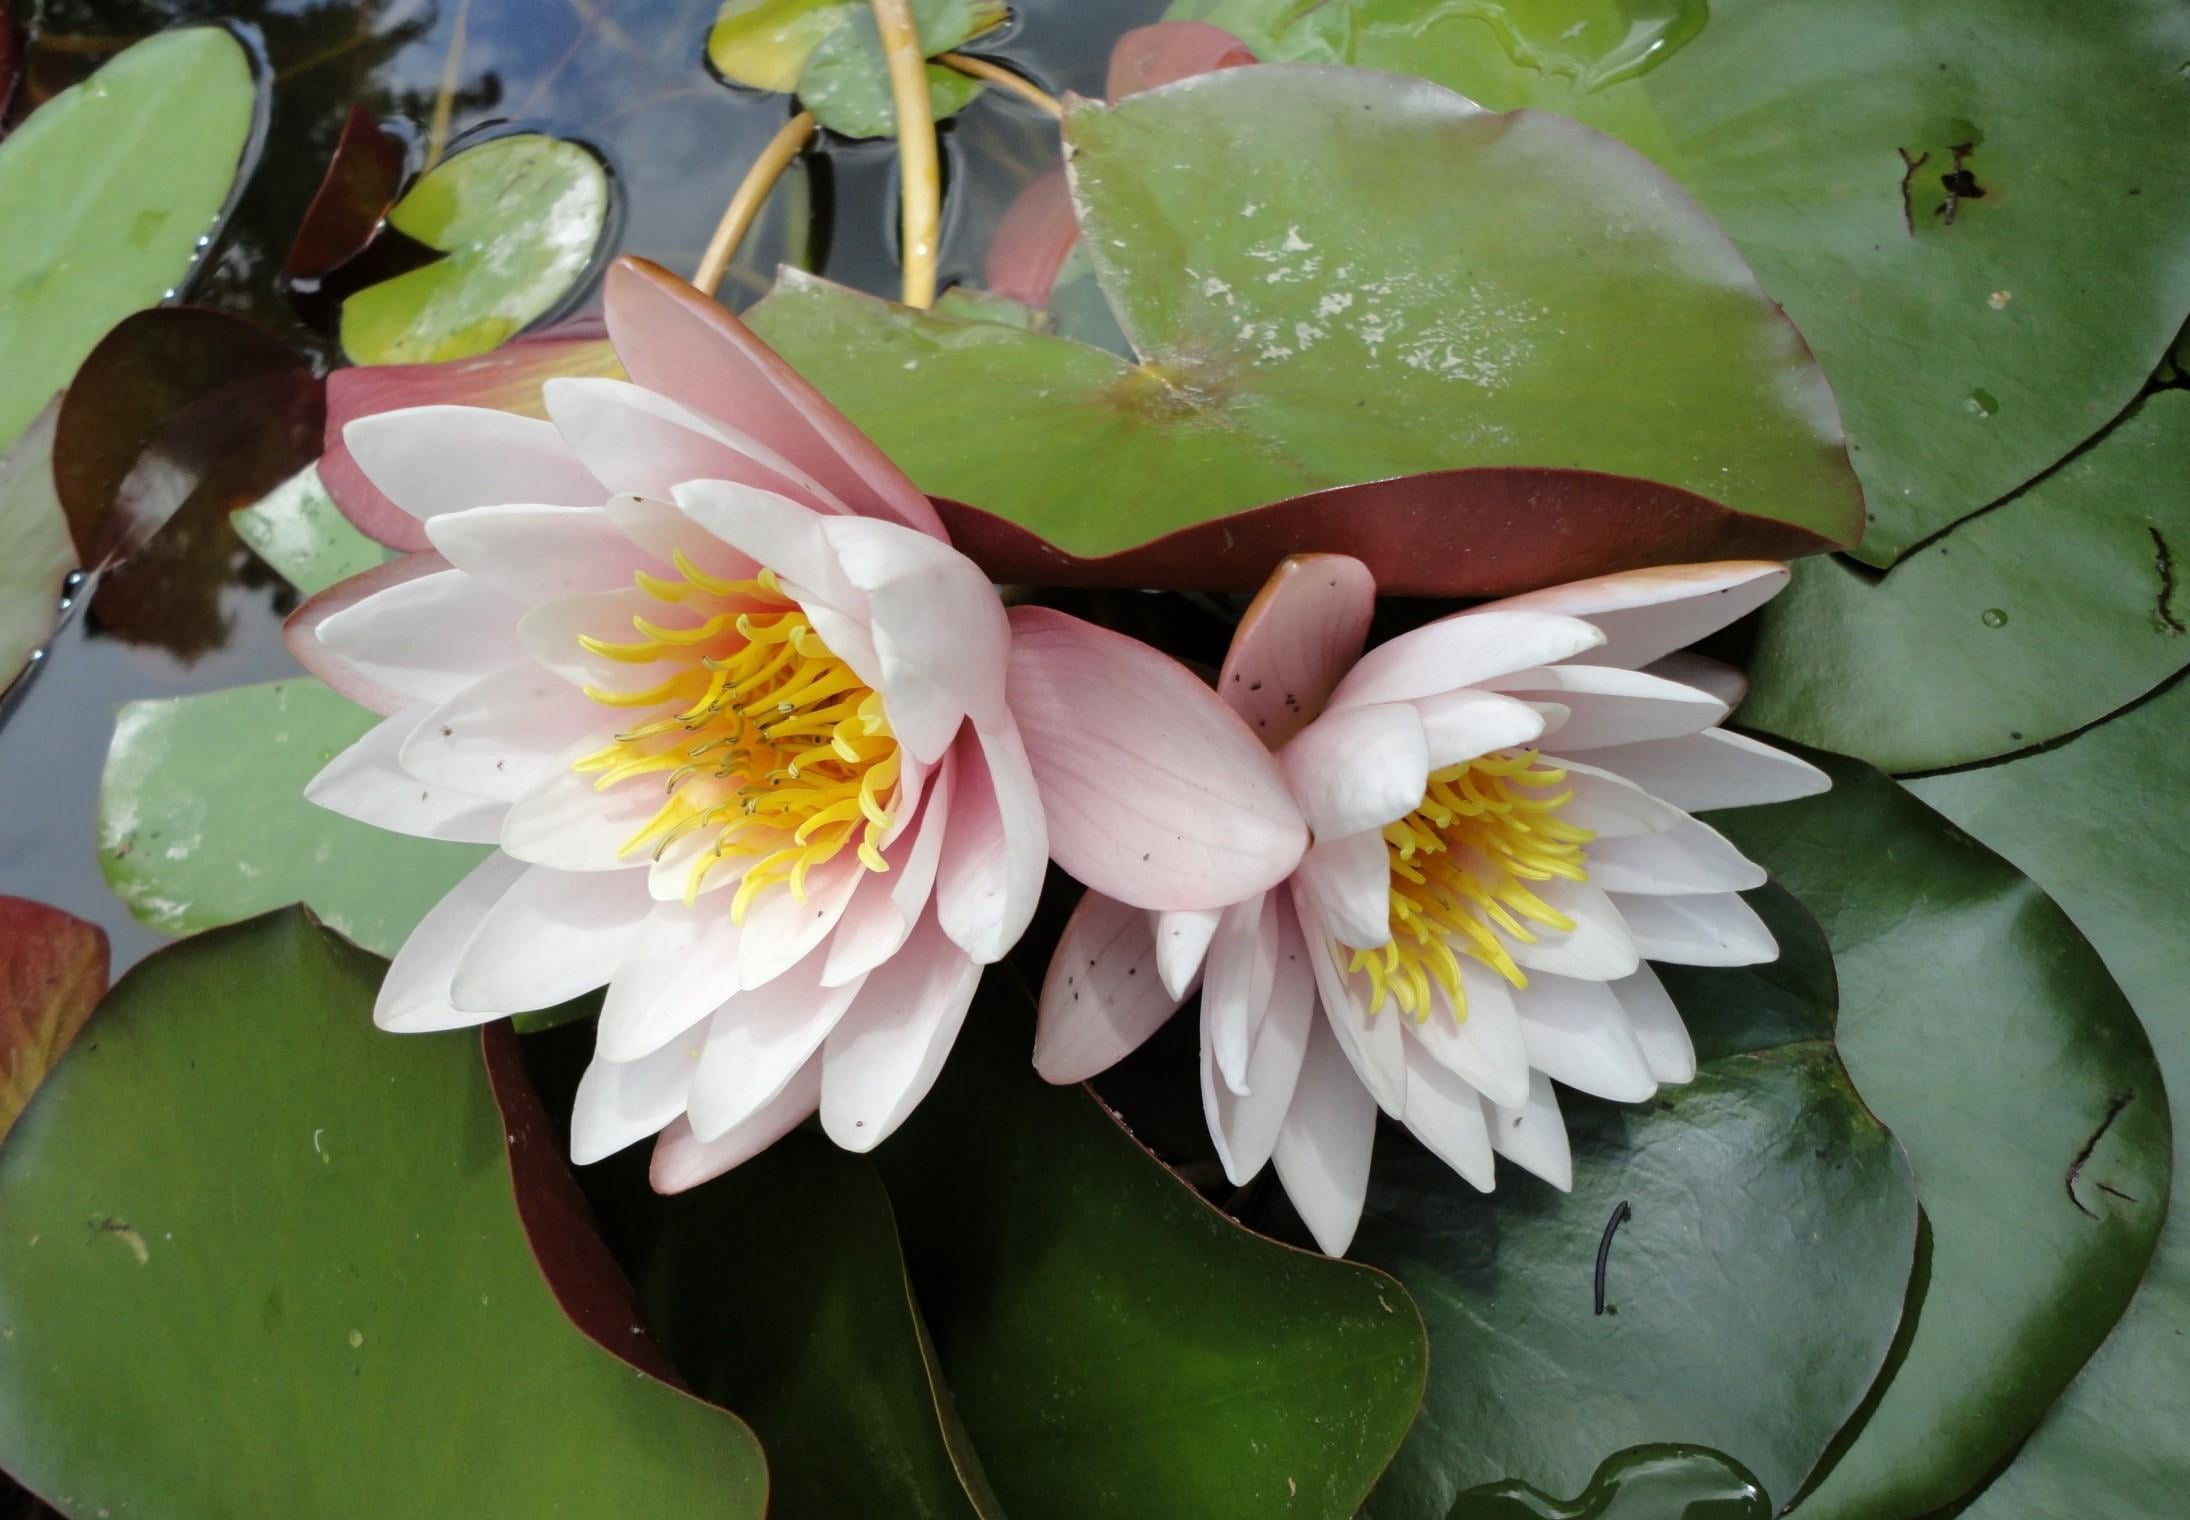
[
  {"xmin": 1741, "ymin": 391, "xmax": 2190, "ymax": 771},
  {"xmin": 339, "ymin": 134, "xmax": 611, "ymax": 366},
  {"xmin": 708, "ymin": 0, "xmax": 862, "ymax": 91},
  {"xmin": 1355, "ymin": 888, "xmax": 1917, "ymax": 1516},
  {"xmin": 283, "ymin": 103, "xmax": 409, "ymax": 288},
  {"xmin": 1451, "ymin": 1445, "xmax": 1770, "ymax": 1520},
  {"xmin": 0, "ymin": 910, "xmax": 768, "ymax": 1518},
  {"xmin": 795, "ymin": 0, "xmax": 1007, "ymax": 139},
  {"xmin": 1174, "ymin": 0, "xmax": 2190, "ymax": 565},
  {"xmin": 230, "ymin": 464, "xmax": 388, "ymax": 598},
  {"xmin": 1907, "ymin": 677, "xmax": 2190, "ymax": 1519},
  {"xmin": 1713, "ymin": 757, "xmax": 2170, "ymax": 1520},
  {"xmin": 748, "ymin": 65, "xmax": 1863, "ymax": 582},
  {"xmin": 0, "ymin": 896, "xmax": 107, "ymax": 1142},
  {"xmin": 0, "ymin": 27, "xmax": 257, "ymax": 454},
  {"xmin": 0, "ymin": 400, "xmax": 74, "ymax": 696},
  {"xmin": 877, "ymin": 976, "xmax": 1428, "ymax": 1519},
  {"xmin": 98, "ymin": 679, "xmax": 485, "ymax": 956}
]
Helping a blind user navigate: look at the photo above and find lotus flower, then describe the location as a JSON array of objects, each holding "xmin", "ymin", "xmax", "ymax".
[
  {"xmin": 293, "ymin": 256, "xmax": 1306, "ymax": 1189},
  {"xmin": 1032, "ymin": 555, "xmax": 1829, "ymax": 1255}
]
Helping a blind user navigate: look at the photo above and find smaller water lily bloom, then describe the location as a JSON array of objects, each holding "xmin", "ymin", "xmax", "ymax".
[
  {"xmin": 294, "ymin": 255, "xmax": 1306, "ymax": 1190},
  {"xmin": 1033, "ymin": 555, "xmax": 1829, "ymax": 1255}
]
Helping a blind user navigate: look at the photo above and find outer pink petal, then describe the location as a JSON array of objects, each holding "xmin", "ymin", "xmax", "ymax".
[
  {"xmin": 1327, "ymin": 610, "xmax": 1606, "ymax": 710},
  {"xmin": 1106, "ymin": 20, "xmax": 1257, "ymax": 97},
  {"xmin": 544, "ymin": 376, "xmax": 842, "ymax": 511},
  {"xmin": 984, "ymin": 164, "xmax": 1079, "ymax": 307},
  {"xmin": 648, "ymin": 1061, "xmax": 820, "ymax": 1192},
  {"xmin": 603, "ymin": 258, "xmax": 946, "ymax": 538},
  {"xmin": 342, "ymin": 406, "xmax": 606, "ymax": 527},
  {"xmin": 1034, "ymin": 891, "xmax": 1190, "ymax": 1084},
  {"xmin": 1475, "ymin": 561, "xmax": 1789, "ymax": 670},
  {"xmin": 819, "ymin": 906, "xmax": 981, "ymax": 1151},
  {"xmin": 1219, "ymin": 553, "xmax": 1374, "ymax": 747},
  {"xmin": 284, "ymin": 551, "xmax": 450, "ymax": 716},
  {"xmin": 1006, "ymin": 605, "xmax": 1306, "ymax": 911},
  {"xmin": 1278, "ymin": 701, "xmax": 1428, "ymax": 840},
  {"xmin": 933, "ymin": 719, "xmax": 1046, "ymax": 964}
]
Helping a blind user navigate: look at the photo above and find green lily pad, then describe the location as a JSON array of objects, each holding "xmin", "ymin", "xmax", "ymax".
[
  {"xmin": 747, "ymin": 65, "xmax": 1863, "ymax": 564},
  {"xmin": 1739, "ymin": 390, "xmax": 2190, "ymax": 772},
  {"xmin": 0, "ymin": 910, "xmax": 767, "ymax": 1517},
  {"xmin": 1452, "ymin": 1445, "xmax": 1769, "ymax": 1520},
  {"xmin": 796, "ymin": 0, "xmax": 1004, "ymax": 139},
  {"xmin": 0, "ymin": 897, "xmax": 107, "ymax": 1143},
  {"xmin": 0, "ymin": 400, "xmax": 74, "ymax": 696},
  {"xmin": 1712, "ymin": 757, "xmax": 2170, "ymax": 1520},
  {"xmin": 231, "ymin": 463, "xmax": 389, "ymax": 597},
  {"xmin": 1907, "ymin": 677, "xmax": 2190, "ymax": 1519},
  {"xmin": 875, "ymin": 974, "xmax": 1428, "ymax": 1519},
  {"xmin": 708, "ymin": 0, "xmax": 861, "ymax": 91},
  {"xmin": 340, "ymin": 134, "xmax": 611, "ymax": 366},
  {"xmin": 1355, "ymin": 888, "xmax": 1918, "ymax": 1517},
  {"xmin": 1174, "ymin": 0, "xmax": 2190, "ymax": 565},
  {"xmin": 98, "ymin": 679, "xmax": 486, "ymax": 956},
  {"xmin": 0, "ymin": 27, "xmax": 257, "ymax": 455}
]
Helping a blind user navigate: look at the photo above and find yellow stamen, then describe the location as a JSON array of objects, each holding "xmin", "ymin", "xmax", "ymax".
[
  {"xmin": 1342, "ymin": 749, "xmax": 1594, "ymax": 1024},
  {"xmin": 572, "ymin": 561, "xmax": 900, "ymax": 919}
]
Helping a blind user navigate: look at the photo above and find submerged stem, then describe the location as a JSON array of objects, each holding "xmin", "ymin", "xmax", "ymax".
[
  {"xmin": 871, "ymin": 0, "xmax": 941, "ymax": 308},
  {"xmin": 693, "ymin": 110, "xmax": 817, "ymax": 299}
]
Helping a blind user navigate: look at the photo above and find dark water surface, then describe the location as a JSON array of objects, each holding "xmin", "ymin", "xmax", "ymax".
[{"xmin": 0, "ymin": 0, "xmax": 1166, "ymax": 972}]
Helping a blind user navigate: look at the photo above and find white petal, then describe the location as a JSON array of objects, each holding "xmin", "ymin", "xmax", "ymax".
[
  {"xmin": 450, "ymin": 865, "xmax": 653, "ymax": 1012},
  {"xmin": 820, "ymin": 910, "xmax": 981, "ymax": 1151},
  {"xmin": 1291, "ymin": 829, "xmax": 1391, "ymax": 951},
  {"xmin": 688, "ymin": 958, "xmax": 864, "ymax": 1141},
  {"xmin": 1570, "ymin": 730, "xmax": 1830, "ymax": 813},
  {"xmin": 606, "ymin": 492, "xmax": 758, "ymax": 580},
  {"xmin": 1513, "ymin": 973, "xmax": 1657, "ymax": 1102},
  {"xmin": 545, "ymin": 377, "xmax": 844, "ymax": 511},
  {"xmin": 823, "ymin": 761, "xmax": 953, "ymax": 986},
  {"xmin": 1327, "ymin": 610, "xmax": 1605, "ymax": 709},
  {"xmin": 1612, "ymin": 891, "xmax": 1778, "ymax": 966},
  {"xmin": 373, "ymin": 853, "xmax": 528, "ymax": 1031},
  {"xmin": 1204, "ymin": 892, "xmax": 1279, "ymax": 1096},
  {"xmin": 1482, "ymin": 663, "xmax": 1727, "ymax": 749},
  {"xmin": 1488, "ymin": 1069, "xmax": 1573, "ymax": 1190},
  {"xmin": 1400, "ymin": 1041, "xmax": 1497, "ymax": 1192},
  {"xmin": 670, "ymin": 478, "xmax": 867, "ymax": 615},
  {"xmin": 1034, "ymin": 892, "xmax": 1185, "ymax": 1084},
  {"xmin": 516, "ymin": 587, "xmax": 681, "ymax": 696},
  {"xmin": 1303, "ymin": 915, "xmax": 1407, "ymax": 1117},
  {"xmin": 1646, "ymin": 651, "xmax": 1748, "ymax": 709},
  {"xmin": 1155, "ymin": 907, "xmax": 1221, "ymax": 1000},
  {"xmin": 1205, "ymin": 906, "xmax": 1317, "ymax": 1185},
  {"xmin": 571, "ymin": 1035, "xmax": 701, "ymax": 1165},
  {"xmin": 398, "ymin": 665, "xmax": 606, "ymax": 804},
  {"xmin": 499, "ymin": 758, "xmax": 665, "ymax": 872},
  {"xmin": 1412, "ymin": 688, "xmax": 1548, "ymax": 769},
  {"xmin": 1279, "ymin": 702, "xmax": 1429, "ymax": 839},
  {"xmin": 1581, "ymin": 814, "xmax": 1768, "ymax": 896},
  {"xmin": 596, "ymin": 901, "xmax": 742, "ymax": 1062},
  {"xmin": 344, "ymin": 406, "xmax": 605, "ymax": 524},
  {"xmin": 648, "ymin": 1064, "xmax": 821, "ymax": 1192},
  {"xmin": 1475, "ymin": 562, "xmax": 1788, "ymax": 670},
  {"xmin": 1403, "ymin": 965, "xmax": 1531, "ymax": 1110},
  {"xmin": 1556, "ymin": 759, "xmax": 1690, "ymax": 839},
  {"xmin": 1272, "ymin": 1012, "xmax": 1378, "ymax": 1257},
  {"xmin": 306, "ymin": 703, "xmax": 507, "ymax": 843},
  {"xmin": 1610, "ymin": 964, "xmax": 1697, "ymax": 1084},
  {"xmin": 933, "ymin": 720, "xmax": 1046, "ymax": 965},
  {"xmin": 734, "ymin": 859, "xmax": 863, "ymax": 990},
  {"xmin": 424, "ymin": 503, "xmax": 653, "ymax": 604},
  {"xmin": 315, "ymin": 569, "xmax": 528, "ymax": 708},
  {"xmin": 1505, "ymin": 878, "xmax": 1641, "ymax": 981}
]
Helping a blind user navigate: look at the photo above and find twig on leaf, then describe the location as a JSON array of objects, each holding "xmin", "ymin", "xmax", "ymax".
[
  {"xmin": 872, "ymin": 0, "xmax": 942, "ymax": 308},
  {"xmin": 937, "ymin": 51, "xmax": 1064, "ymax": 118},
  {"xmin": 694, "ymin": 110, "xmax": 818, "ymax": 299}
]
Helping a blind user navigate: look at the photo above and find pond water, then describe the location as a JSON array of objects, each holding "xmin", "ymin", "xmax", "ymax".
[{"xmin": 0, "ymin": 0, "xmax": 1171, "ymax": 972}]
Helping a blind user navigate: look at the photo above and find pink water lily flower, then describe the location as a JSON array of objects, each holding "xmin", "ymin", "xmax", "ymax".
[
  {"xmin": 293, "ymin": 256, "xmax": 1305, "ymax": 1189},
  {"xmin": 1033, "ymin": 555, "xmax": 1828, "ymax": 1255}
]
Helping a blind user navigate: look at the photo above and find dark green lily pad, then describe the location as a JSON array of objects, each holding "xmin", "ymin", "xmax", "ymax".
[
  {"xmin": 1713, "ymin": 756, "xmax": 2170, "ymax": 1520},
  {"xmin": 0, "ymin": 27, "xmax": 257, "ymax": 455},
  {"xmin": 340, "ymin": 133, "xmax": 611, "ymax": 365},
  {"xmin": 0, "ymin": 910, "xmax": 768, "ymax": 1518},
  {"xmin": 746, "ymin": 64, "xmax": 1863, "ymax": 567},
  {"xmin": 1356, "ymin": 888, "xmax": 1917, "ymax": 1518},
  {"xmin": 1739, "ymin": 390, "xmax": 2190, "ymax": 772},
  {"xmin": 1907, "ymin": 677, "xmax": 2189, "ymax": 1519},
  {"xmin": 1174, "ymin": 0, "xmax": 2190, "ymax": 565},
  {"xmin": 98, "ymin": 679, "xmax": 485, "ymax": 956},
  {"xmin": 876, "ymin": 974, "xmax": 1429, "ymax": 1519},
  {"xmin": 1452, "ymin": 1445, "xmax": 1769, "ymax": 1520}
]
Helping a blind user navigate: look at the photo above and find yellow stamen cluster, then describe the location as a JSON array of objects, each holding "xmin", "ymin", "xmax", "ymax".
[
  {"xmin": 1345, "ymin": 750, "xmax": 1594, "ymax": 1022},
  {"xmin": 572, "ymin": 555, "xmax": 897, "ymax": 922}
]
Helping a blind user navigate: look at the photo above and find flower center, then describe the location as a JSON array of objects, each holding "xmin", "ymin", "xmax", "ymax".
[
  {"xmin": 571, "ymin": 554, "xmax": 898, "ymax": 921},
  {"xmin": 1343, "ymin": 750, "xmax": 1595, "ymax": 1020}
]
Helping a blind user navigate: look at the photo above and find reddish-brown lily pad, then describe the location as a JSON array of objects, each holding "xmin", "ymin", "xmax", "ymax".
[
  {"xmin": 283, "ymin": 103, "xmax": 409, "ymax": 289},
  {"xmin": 0, "ymin": 895, "xmax": 108, "ymax": 1141}
]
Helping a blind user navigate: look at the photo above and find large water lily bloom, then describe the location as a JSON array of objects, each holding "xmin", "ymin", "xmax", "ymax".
[
  {"xmin": 1033, "ymin": 555, "xmax": 1828, "ymax": 1255},
  {"xmin": 293, "ymin": 256, "xmax": 1306, "ymax": 1189}
]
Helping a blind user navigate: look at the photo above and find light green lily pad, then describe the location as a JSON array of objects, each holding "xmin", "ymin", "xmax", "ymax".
[
  {"xmin": 0, "ymin": 27, "xmax": 258, "ymax": 455},
  {"xmin": 708, "ymin": 0, "xmax": 862, "ymax": 91},
  {"xmin": 98, "ymin": 680, "xmax": 486, "ymax": 956},
  {"xmin": 0, "ymin": 402, "xmax": 76, "ymax": 695},
  {"xmin": 340, "ymin": 134, "xmax": 610, "ymax": 366},
  {"xmin": 230, "ymin": 463, "xmax": 389, "ymax": 597},
  {"xmin": 1739, "ymin": 390, "xmax": 2190, "ymax": 772},
  {"xmin": 1177, "ymin": 0, "xmax": 2190, "ymax": 564}
]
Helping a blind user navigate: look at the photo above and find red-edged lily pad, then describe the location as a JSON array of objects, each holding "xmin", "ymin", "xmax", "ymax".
[{"xmin": 0, "ymin": 895, "xmax": 108, "ymax": 1141}]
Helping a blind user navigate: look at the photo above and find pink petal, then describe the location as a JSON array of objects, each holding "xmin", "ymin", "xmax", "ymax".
[
  {"xmin": 602, "ymin": 258, "xmax": 946, "ymax": 538},
  {"xmin": 373, "ymin": 852, "xmax": 528, "ymax": 1032},
  {"xmin": 1475, "ymin": 562, "xmax": 1788, "ymax": 670},
  {"xmin": 1204, "ymin": 902, "xmax": 1315, "ymax": 1184},
  {"xmin": 424, "ymin": 503, "xmax": 654, "ymax": 604},
  {"xmin": 1291, "ymin": 829, "xmax": 1389, "ymax": 956},
  {"xmin": 1610, "ymin": 891, "xmax": 1778, "ymax": 966},
  {"xmin": 1279, "ymin": 701, "xmax": 1428, "ymax": 839},
  {"xmin": 572, "ymin": 1035, "xmax": 702, "ymax": 1165},
  {"xmin": 688, "ymin": 958, "xmax": 864, "ymax": 1141},
  {"xmin": 1488, "ymin": 1070, "xmax": 1573, "ymax": 1191},
  {"xmin": 1219, "ymin": 553, "xmax": 1375, "ymax": 747},
  {"xmin": 305, "ymin": 702, "xmax": 507, "ymax": 843},
  {"xmin": 819, "ymin": 906, "xmax": 982, "ymax": 1151},
  {"xmin": 596, "ymin": 901, "xmax": 742, "ymax": 1062},
  {"xmin": 1399, "ymin": 1042, "xmax": 1496, "ymax": 1193},
  {"xmin": 1488, "ymin": 664, "xmax": 1727, "ymax": 750},
  {"xmin": 1106, "ymin": 20, "xmax": 1257, "ymax": 98},
  {"xmin": 1155, "ymin": 907, "xmax": 1221, "ymax": 999},
  {"xmin": 449, "ymin": 864, "xmax": 653, "ymax": 1012},
  {"xmin": 1412, "ymin": 688, "xmax": 1547, "ymax": 770},
  {"xmin": 1328, "ymin": 610, "xmax": 1606, "ymax": 710},
  {"xmin": 1609, "ymin": 964, "xmax": 1697, "ymax": 1085},
  {"xmin": 544, "ymin": 376, "xmax": 839, "ymax": 510},
  {"xmin": 648, "ymin": 1061, "xmax": 820, "ymax": 1192},
  {"xmin": 1574, "ymin": 730, "xmax": 1829, "ymax": 813},
  {"xmin": 285, "ymin": 551, "xmax": 451, "ymax": 717},
  {"xmin": 984, "ymin": 164, "xmax": 1079, "ymax": 308},
  {"xmin": 1006, "ymin": 605, "xmax": 1306, "ymax": 911},
  {"xmin": 313, "ymin": 567, "xmax": 529, "ymax": 711},
  {"xmin": 1203, "ymin": 891, "xmax": 1279, "ymax": 1096},
  {"xmin": 1271, "ymin": 1011, "xmax": 1377, "ymax": 1257},
  {"xmin": 1512, "ymin": 973, "xmax": 1657, "ymax": 1103},
  {"xmin": 1033, "ymin": 890, "xmax": 1185, "ymax": 1084},
  {"xmin": 934, "ymin": 719, "xmax": 1047, "ymax": 964},
  {"xmin": 343, "ymin": 406, "xmax": 605, "ymax": 528},
  {"xmin": 398, "ymin": 664, "xmax": 605, "ymax": 804},
  {"xmin": 821, "ymin": 514, "xmax": 1011, "ymax": 759}
]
